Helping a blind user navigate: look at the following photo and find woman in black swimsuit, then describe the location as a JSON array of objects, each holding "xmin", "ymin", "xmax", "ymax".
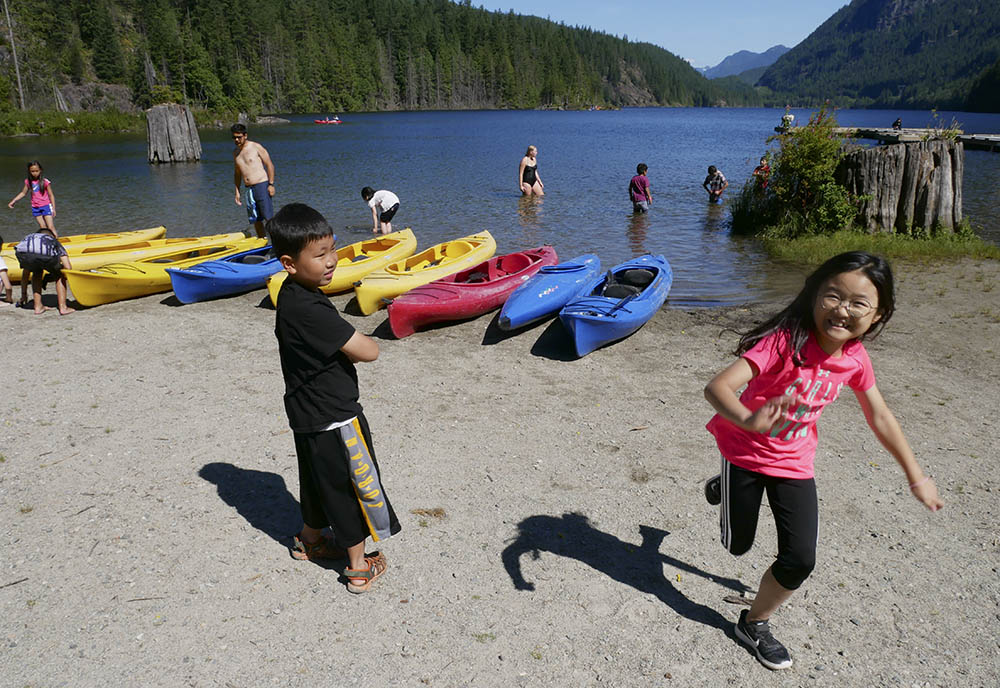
[{"xmin": 519, "ymin": 145, "xmax": 544, "ymax": 196}]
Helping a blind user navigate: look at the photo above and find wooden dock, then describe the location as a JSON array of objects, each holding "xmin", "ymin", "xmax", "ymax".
[{"xmin": 833, "ymin": 127, "xmax": 1000, "ymax": 152}]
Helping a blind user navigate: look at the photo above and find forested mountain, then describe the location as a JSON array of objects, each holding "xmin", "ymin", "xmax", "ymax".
[
  {"xmin": 702, "ymin": 46, "xmax": 788, "ymax": 80},
  {"xmin": 0, "ymin": 0, "xmax": 760, "ymax": 114},
  {"xmin": 965, "ymin": 58, "xmax": 1000, "ymax": 113},
  {"xmin": 757, "ymin": 0, "xmax": 1000, "ymax": 108}
]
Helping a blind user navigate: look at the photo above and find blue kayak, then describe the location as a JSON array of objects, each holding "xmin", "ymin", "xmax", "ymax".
[
  {"xmin": 558, "ymin": 254, "xmax": 672, "ymax": 357},
  {"xmin": 497, "ymin": 254, "xmax": 601, "ymax": 330},
  {"xmin": 167, "ymin": 244, "xmax": 281, "ymax": 304}
]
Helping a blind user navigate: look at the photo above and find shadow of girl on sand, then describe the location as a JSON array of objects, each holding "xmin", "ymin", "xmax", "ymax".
[{"xmin": 502, "ymin": 512, "xmax": 748, "ymax": 631}]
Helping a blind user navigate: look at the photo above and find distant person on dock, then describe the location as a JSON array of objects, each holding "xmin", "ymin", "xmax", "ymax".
[
  {"xmin": 780, "ymin": 107, "xmax": 795, "ymax": 131},
  {"xmin": 268, "ymin": 202, "xmax": 401, "ymax": 594},
  {"xmin": 703, "ymin": 165, "xmax": 728, "ymax": 203},
  {"xmin": 628, "ymin": 163, "xmax": 652, "ymax": 212},
  {"xmin": 231, "ymin": 123, "xmax": 276, "ymax": 239},
  {"xmin": 519, "ymin": 145, "xmax": 545, "ymax": 196},
  {"xmin": 361, "ymin": 187, "xmax": 400, "ymax": 235},
  {"xmin": 892, "ymin": 118, "xmax": 902, "ymax": 130},
  {"xmin": 702, "ymin": 251, "xmax": 942, "ymax": 671},
  {"xmin": 8, "ymin": 161, "xmax": 58, "ymax": 236},
  {"xmin": 13, "ymin": 227, "xmax": 74, "ymax": 315},
  {"xmin": 752, "ymin": 156, "xmax": 771, "ymax": 191}
]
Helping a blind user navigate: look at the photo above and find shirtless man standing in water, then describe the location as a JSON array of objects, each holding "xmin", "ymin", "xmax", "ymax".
[{"xmin": 232, "ymin": 123, "xmax": 276, "ymax": 238}]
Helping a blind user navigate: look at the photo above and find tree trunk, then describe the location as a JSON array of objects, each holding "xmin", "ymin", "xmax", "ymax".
[
  {"xmin": 146, "ymin": 103, "xmax": 201, "ymax": 164},
  {"xmin": 836, "ymin": 140, "xmax": 963, "ymax": 233}
]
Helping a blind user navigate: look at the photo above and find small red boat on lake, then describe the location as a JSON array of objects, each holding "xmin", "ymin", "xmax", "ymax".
[
  {"xmin": 387, "ymin": 245, "xmax": 558, "ymax": 338},
  {"xmin": 314, "ymin": 116, "xmax": 342, "ymax": 124}
]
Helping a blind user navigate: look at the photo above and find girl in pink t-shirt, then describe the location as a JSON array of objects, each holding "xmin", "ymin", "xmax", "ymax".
[
  {"xmin": 8, "ymin": 161, "xmax": 57, "ymax": 235},
  {"xmin": 703, "ymin": 251, "xmax": 942, "ymax": 671}
]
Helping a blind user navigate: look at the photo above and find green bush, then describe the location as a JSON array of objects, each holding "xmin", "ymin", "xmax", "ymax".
[{"xmin": 731, "ymin": 103, "xmax": 861, "ymax": 238}]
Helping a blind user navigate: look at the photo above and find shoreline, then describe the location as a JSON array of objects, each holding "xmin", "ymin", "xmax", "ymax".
[{"xmin": 2, "ymin": 258, "xmax": 998, "ymax": 685}]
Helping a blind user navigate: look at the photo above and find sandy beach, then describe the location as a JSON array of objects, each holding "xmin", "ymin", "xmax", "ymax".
[{"xmin": 2, "ymin": 258, "xmax": 998, "ymax": 687}]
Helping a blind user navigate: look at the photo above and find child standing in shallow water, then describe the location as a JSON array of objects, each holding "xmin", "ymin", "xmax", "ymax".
[
  {"xmin": 268, "ymin": 203, "xmax": 401, "ymax": 593},
  {"xmin": 8, "ymin": 161, "xmax": 58, "ymax": 235},
  {"xmin": 703, "ymin": 251, "xmax": 942, "ymax": 671}
]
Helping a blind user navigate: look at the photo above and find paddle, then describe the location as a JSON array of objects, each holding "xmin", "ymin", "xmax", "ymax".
[{"xmin": 608, "ymin": 290, "xmax": 640, "ymax": 315}]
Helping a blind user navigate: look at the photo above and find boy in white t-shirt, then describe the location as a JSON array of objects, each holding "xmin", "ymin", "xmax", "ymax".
[{"xmin": 361, "ymin": 187, "xmax": 400, "ymax": 235}]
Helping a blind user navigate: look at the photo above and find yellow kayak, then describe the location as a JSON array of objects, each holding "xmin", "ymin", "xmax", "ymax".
[
  {"xmin": 1, "ymin": 226, "xmax": 169, "ymax": 281},
  {"xmin": 65, "ymin": 237, "xmax": 267, "ymax": 307},
  {"xmin": 267, "ymin": 228, "xmax": 418, "ymax": 306},
  {"xmin": 4, "ymin": 232, "xmax": 246, "ymax": 282},
  {"xmin": 354, "ymin": 231, "xmax": 496, "ymax": 315}
]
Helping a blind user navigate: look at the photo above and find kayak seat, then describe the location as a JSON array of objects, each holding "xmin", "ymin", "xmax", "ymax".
[
  {"xmin": 603, "ymin": 283, "xmax": 640, "ymax": 299},
  {"xmin": 496, "ymin": 254, "xmax": 530, "ymax": 275},
  {"xmin": 239, "ymin": 254, "xmax": 269, "ymax": 264},
  {"xmin": 620, "ymin": 268, "xmax": 655, "ymax": 288},
  {"xmin": 442, "ymin": 241, "xmax": 473, "ymax": 258},
  {"xmin": 466, "ymin": 271, "xmax": 489, "ymax": 283}
]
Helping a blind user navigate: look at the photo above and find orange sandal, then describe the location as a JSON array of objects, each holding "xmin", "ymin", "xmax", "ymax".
[
  {"xmin": 344, "ymin": 552, "xmax": 388, "ymax": 594},
  {"xmin": 290, "ymin": 534, "xmax": 346, "ymax": 561}
]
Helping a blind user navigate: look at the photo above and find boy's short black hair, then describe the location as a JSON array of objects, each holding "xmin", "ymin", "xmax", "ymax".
[
  {"xmin": 230, "ymin": 123, "xmax": 248, "ymax": 135},
  {"xmin": 361, "ymin": 186, "xmax": 375, "ymax": 201},
  {"xmin": 266, "ymin": 203, "xmax": 334, "ymax": 259},
  {"xmin": 636, "ymin": 163, "xmax": 647, "ymax": 175},
  {"xmin": 708, "ymin": 165, "xmax": 717, "ymax": 174}
]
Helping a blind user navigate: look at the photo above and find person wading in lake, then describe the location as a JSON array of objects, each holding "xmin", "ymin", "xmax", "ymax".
[
  {"xmin": 231, "ymin": 123, "xmax": 276, "ymax": 238},
  {"xmin": 519, "ymin": 145, "xmax": 544, "ymax": 196}
]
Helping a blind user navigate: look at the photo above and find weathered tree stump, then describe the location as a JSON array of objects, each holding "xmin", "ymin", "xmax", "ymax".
[
  {"xmin": 146, "ymin": 103, "xmax": 202, "ymax": 164},
  {"xmin": 836, "ymin": 140, "xmax": 963, "ymax": 233}
]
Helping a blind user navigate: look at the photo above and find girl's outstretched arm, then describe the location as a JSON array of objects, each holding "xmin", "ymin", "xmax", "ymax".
[
  {"xmin": 856, "ymin": 384, "xmax": 943, "ymax": 511},
  {"xmin": 705, "ymin": 358, "xmax": 794, "ymax": 434},
  {"xmin": 8, "ymin": 182, "xmax": 28, "ymax": 207}
]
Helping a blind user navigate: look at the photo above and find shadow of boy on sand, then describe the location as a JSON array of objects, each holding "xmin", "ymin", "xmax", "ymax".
[
  {"xmin": 199, "ymin": 462, "xmax": 303, "ymax": 551},
  {"xmin": 502, "ymin": 512, "xmax": 748, "ymax": 631}
]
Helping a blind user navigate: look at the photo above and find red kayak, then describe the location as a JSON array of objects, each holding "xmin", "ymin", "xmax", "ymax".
[
  {"xmin": 387, "ymin": 245, "xmax": 558, "ymax": 338},
  {"xmin": 314, "ymin": 118, "xmax": 342, "ymax": 124}
]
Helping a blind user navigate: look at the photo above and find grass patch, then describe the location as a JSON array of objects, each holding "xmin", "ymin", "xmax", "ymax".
[
  {"xmin": 410, "ymin": 507, "xmax": 446, "ymax": 519},
  {"xmin": 20, "ymin": 505, "xmax": 33, "ymax": 514},
  {"xmin": 472, "ymin": 632, "xmax": 495, "ymax": 643},
  {"xmin": 0, "ymin": 109, "xmax": 146, "ymax": 136},
  {"xmin": 761, "ymin": 228, "xmax": 1000, "ymax": 265}
]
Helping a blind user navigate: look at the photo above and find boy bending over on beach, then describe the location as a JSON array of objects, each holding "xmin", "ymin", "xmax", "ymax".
[
  {"xmin": 269, "ymin": 203, "xmax": 401, "ymax": 593},
  {"xmin": 13, "ymin": 227, "xmax": 74, "ymax": 315}
]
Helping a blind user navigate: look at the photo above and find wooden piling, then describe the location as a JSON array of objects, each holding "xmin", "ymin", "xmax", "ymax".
[
  {"xmin": 146, "ymin": 103, "xmax": 202, "ymax": 164},
  {"xmin": 836, "ymin": 140, "xmax": 963, "ymax": 233}
]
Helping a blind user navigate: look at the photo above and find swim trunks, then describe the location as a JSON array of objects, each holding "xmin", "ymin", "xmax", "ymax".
[
  {"xmin": 379, "ymin": 203, "xmax": 399, "ymax": 223},
  {"xmin": 31, "ymin": 204, "xmax": 53, "ymax": 217},
  {"xmin": 245, "ymin": 180, "xmax": 274, "ymax": 224}
]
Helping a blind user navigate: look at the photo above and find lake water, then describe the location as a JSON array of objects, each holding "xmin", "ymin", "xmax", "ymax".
[{"xmin": 2, "ymin": 107, "xmax": 998, "ymax": 307}]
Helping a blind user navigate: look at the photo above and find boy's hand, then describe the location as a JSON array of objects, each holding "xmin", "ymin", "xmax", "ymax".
[
  {"xmin": 234, "ymin": 189, "xmax": 242, "ymax": 206},
  {"xmin": 745, "ymin": 394, "xmax": 795, "ymax": 434}
]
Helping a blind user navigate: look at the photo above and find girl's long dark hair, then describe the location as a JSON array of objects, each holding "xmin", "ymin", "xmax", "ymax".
[
  {"xmin": 26, "ymin": 160, "xmax": 46, "ymax": 192},
  {"xmin": 736, "ymin": 251, "xmax": 895, "ymax": 365}
]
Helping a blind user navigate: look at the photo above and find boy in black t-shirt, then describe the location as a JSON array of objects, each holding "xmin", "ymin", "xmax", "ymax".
[{"xmin": 268, "ymin": 203, "xmax": 401, "ymax": 594}]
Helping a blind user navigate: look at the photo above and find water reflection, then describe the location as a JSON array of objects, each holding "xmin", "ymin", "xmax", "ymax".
[
  {"xmin": 704, "ymin": 201, "xmax": 728, "ymax": 233},
  {"xmin": 517, "ymin": 195, "xmax": 543, "ymax": 247},
  {"xmin": 626, "ymin": 210, "xmax": 649, "ymax": 255}
]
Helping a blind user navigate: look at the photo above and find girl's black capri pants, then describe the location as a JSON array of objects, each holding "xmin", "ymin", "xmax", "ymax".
[{"xmin": 718, "ymin": 457, "xmax": 818, "ymax": 590}]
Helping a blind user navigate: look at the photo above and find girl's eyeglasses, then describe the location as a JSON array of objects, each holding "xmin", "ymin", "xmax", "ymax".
[{"xmin": 820, "ymin": 293, "xmax": 876, "ymax": 319}]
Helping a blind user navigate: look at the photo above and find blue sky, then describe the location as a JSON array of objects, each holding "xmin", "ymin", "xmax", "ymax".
[{"xmin": 475, "ymin": 0, "xmax": 850, "ymax": 67}]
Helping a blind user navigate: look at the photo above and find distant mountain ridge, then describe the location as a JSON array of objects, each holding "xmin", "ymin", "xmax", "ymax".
[
  {"xmin": 757, "ymin": 0, "xmax": 1000, "ymax": 108},
  {"xmin": 703, "ymin": 45, "xmax": 789, "ymax": 79}
]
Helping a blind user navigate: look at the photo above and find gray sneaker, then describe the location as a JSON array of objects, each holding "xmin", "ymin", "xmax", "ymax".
[
  {"xmin": 734, "ymin": 609, "xmax": 793, "ymax": 670},
  {"xmin": 704, "ymin": 474, "xmax": 721, "ymax": 505}
]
